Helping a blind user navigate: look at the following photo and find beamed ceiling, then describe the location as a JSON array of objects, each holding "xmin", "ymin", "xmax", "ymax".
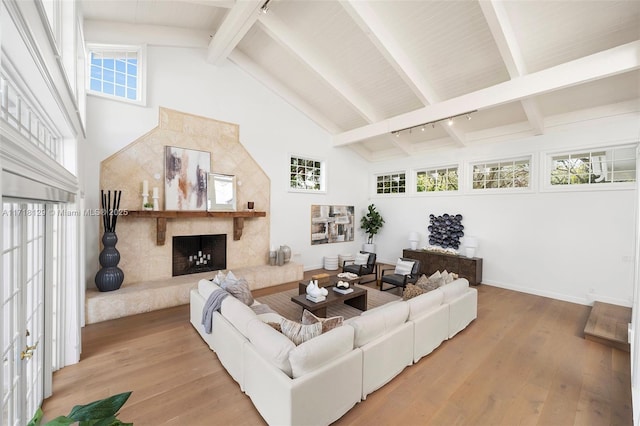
[{"xmin": 81, "ymin": 0, "xmax": 640, "ymax": 161}]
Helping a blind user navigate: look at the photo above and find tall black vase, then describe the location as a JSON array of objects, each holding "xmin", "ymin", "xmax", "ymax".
[{"xmin": 95, "ymin": 231, "xmax": 124, "ymax": 292}]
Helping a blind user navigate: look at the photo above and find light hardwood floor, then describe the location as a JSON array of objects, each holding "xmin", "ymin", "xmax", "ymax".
[{"xmin": 42, "ymin": 276, "xmax": 632, "ymax": 425}]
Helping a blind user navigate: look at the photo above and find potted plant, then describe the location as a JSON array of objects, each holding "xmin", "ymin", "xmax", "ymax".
[
  {"xmin": 28, "ymin": 391, "xmax": 132, "ymax": 426},
  {"xmin": 143, "ymin": 202, "xmax": 153, "ymax": 211},
  {"xmin": 360, "ymin": 203, "xmax": 384, "ymax": 252}
]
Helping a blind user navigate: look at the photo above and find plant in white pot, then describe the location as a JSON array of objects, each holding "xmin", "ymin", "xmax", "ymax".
[{"xmin": 360, "ymin": 203, "xmax": 384, "ymax": 252}]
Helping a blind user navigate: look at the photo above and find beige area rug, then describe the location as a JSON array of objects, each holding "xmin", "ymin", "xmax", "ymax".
[{"xmin": 256, "ymin": 284, "xmax": 401, "ymax": 321}]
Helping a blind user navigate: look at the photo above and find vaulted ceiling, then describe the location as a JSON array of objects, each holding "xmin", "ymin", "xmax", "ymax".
[{"xmin": 81, "ymin": 0, "xmax": 640, "ymax": 161}]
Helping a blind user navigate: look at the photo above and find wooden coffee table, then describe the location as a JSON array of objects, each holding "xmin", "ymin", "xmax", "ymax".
[{"xmin": 290, "ymin": 285, "xmax": 367, "ymax": 318}]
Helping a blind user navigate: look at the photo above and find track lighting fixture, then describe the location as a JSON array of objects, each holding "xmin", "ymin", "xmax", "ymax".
[
  {"xmin": 260, "ymin": 0, "xmax": 271, "ymax": 14},
  {"xmin": 389, "ymin": 109, "xmax": 477, "ymax": 137}
]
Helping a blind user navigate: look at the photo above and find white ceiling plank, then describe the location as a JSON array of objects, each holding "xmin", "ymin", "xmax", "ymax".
[
  {"xmin": 340, "ymin": 0, "xmax": 437, "ymax": 105},
  {"xmin": 333, "ymin": 40, "xmax": 640, "ymax": 146},
  {"xmin": 229, "ymin": 50, "xmax": 342, "ymax": 134},
  {"xmin": 341, "ymin": 1, "xmax": 468, "ymax": 147},
  {"xmin": 206, "ymin": 0, "xmax": 263, "ymax": 64},
  {"xmin": 480, "ymin": 0, "xmax": 544, "ymax": 135},
  {"xmin": 173, "ymin": 0, "xmax": 235, "ymax": 8},
  {"xmin": 257, "ymin": 12, "xmax": 384, "ymax": 123}
]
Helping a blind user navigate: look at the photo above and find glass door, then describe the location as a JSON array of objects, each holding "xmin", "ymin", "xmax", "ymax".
[{"xmin": 2, "ymin": 201, "xmax": 45, "ymax": 425}]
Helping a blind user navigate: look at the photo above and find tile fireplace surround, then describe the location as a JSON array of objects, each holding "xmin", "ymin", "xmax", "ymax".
[{"xmin": 88, "ymin": 108, "xmax": 303, "ymax": 323}]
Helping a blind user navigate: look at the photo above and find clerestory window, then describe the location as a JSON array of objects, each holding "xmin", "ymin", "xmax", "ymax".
[{"xmin": 86, "ymin": 44, "xmax": 145, "ymax": 105}]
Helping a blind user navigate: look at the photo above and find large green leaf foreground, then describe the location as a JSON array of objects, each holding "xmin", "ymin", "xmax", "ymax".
[{"xmin": 28, "ymin": 391, "xmax": 132, "ymax": 426}]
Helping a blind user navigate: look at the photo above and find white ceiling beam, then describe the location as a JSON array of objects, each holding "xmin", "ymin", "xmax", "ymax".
[
  {"xmin": 333, "ymin": 40, "xmax": 640, "ymax": 146},
  {"xmin": 84, "ymin": 20, "xmax": 210, "ymax": 48},
  {"xmin": 257, "ymin": 13, "xmax": 384, "ymax": 123},
  {"xmin": 340, "ymin": 0, "xmax": 466, "ymax": 147},
  {"xmin": 206, "ymin": 0, "xmax": 263, "ymax": 65},
  {"xmin": 479, "ymin": 0, "xmax": 544, "ymax": 135},
  {"xmin": 229, "ymin": 50, "xmax": 342, "ymax": 134}
]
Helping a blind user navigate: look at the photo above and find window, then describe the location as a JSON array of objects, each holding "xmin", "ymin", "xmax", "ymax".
[
  {"xmin": 472, "ymin": 158, "xmax": 530, "ymax": 189},
  {"xmin": 416, "ymin": 166, "xmax": 458, "ymax": 192},
  {"xmin": 549, "ymin": 145, "xmax": 636, "ymax": 186},
  {"xmin": 376, "ymin": 172, "xmax": 406, "ymax": 194},
  {"xmin": 290, "ymin": 155, "xmax": 325, "ymax": 191},
  {"xmin": 87, "ymin": 44, "xmax": 145, "ymax": 104}
]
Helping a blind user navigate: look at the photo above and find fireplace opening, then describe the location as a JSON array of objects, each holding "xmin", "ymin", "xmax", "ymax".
[{"xmin": 172, "ymin": 234, "xmax": 226, "ymax": 277}]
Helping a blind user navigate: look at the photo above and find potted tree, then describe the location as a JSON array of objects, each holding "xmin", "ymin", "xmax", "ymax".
[{"xmin": 360, "ymin": 203, "xmax": 384, "ymax": 252}]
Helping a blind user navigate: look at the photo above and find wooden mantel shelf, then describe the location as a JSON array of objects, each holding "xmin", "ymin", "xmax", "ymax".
[{"xmin": 125, "ymin": 210, "xmax": 266, "ymax": 245}]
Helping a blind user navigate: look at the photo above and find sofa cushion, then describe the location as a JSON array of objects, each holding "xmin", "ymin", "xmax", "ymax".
[
  {"xmin": 441, "ymin": 278, "xmax": 470, "ymax": 303},
  {"xmin": 198, "ymin": 279, "xmax": 221, "ymax": 299},
  {"xmin": 289, "ymin": 325, "xmax": 355, "ymax": 379},
  {"xmin": 360, "ymin": 300, "xmax": 402, "ymax": 316},
  {"xmin": 220, "ymin": 294, "xmax": 257, "ymax": 338},
  {"xmin": 349, "ymin": 301, "xmax": 409, "ymax": 347},
  {"xmin": 301, "ymin": 309, "xmax": 343, "ymax": 333},
  {"xmin": 280, "ymin": 318, "xmax": 322, "ymax": 345},
  {"xmin": 257, "ymin": 312, "xmax": 284, "ymax": 324},
  {"xmin": 246, "ymin": 319, "xmax": 295, "ymax": 377},
  {"xmin": 407, "ymin": 288, "xmax": 445, "ymax": 321}
]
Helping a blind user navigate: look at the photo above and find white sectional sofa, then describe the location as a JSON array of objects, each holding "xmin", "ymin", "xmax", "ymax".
[{"xmin": 190, "ymin": 276, "xmax": 477, "ymax": 426}]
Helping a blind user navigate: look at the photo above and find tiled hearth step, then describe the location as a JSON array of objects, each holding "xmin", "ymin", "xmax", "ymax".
[
  {"xmin": 86, "ymin": 262, "xmax": 303, "ymax": 324},
  {"xmin": 583, "ymin": 301, "xmax": 631, "ymax": 352}
]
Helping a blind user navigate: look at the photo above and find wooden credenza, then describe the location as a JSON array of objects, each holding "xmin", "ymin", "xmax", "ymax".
[{"xmin": 402, "ymin": 249, "xmax": 483, "ymax": 286}]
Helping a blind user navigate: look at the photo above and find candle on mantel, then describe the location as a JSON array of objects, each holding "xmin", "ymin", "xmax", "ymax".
[
  {"xmin": 153, "ymin": 187, "xmax": 159, "ymax": 198},
  {"xmin": 142, "ymin": 180, "xmax": 149, "ymax": 194}
]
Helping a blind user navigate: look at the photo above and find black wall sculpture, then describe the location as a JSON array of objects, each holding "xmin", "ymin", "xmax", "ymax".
[{"xmin": 428, "ymin": 213, "xmax": 464, "ymax": 249}]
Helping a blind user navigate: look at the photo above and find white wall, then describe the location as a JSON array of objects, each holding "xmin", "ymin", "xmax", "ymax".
[
  {"xmin": 367, "ymin": 114, "xmax": 639, "ymax": 306},
  {"xmin": 82, "ymin": 29, "xmax": 637, "ymax": 306},
  {"xmin": 84, "ymin": 45, "xmax": 370, "ymax": 286}
]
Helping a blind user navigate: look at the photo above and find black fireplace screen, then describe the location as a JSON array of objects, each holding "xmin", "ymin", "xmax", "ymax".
[{"xmin": 172, "ymin": 234, "xmax": 226, "ymax": 277}]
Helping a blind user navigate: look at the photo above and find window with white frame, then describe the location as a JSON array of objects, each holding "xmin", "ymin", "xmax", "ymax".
[
  {"xmin": 376, "ymin": 172, "xmax": 406, "ymax": 194},
  {"xmin": 86, "ymin": 44, "xmax": 145, "ymax": 104},
  {"xmin": 472, "ymin": 157, "xmax": 530, "ymax": 189},
  {"xmin": 416, "ymin": 166, "xmax": 458, "ymax": 192},
  {"xmin": 549, "ymin": 145, "xmax": 636, "ymax": 186},
  {"xmin": 289, "ymin": 155, "xmax": 325, "ymax": 191}
]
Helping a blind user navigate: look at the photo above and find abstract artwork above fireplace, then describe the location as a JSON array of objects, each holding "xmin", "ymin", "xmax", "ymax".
[{"xmin": 165, "ymin": 146, "xmax": 210, "ymax": 211}]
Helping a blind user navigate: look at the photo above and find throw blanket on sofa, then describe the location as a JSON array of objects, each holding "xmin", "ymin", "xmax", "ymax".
[{"xmin": 202, "ymin": 288, "xmax": 230, "ymax": 334}]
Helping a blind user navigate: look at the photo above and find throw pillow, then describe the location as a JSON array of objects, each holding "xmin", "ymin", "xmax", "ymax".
[
  {"xmin": 220, "ymin": 270, "xmax": 238, "ymax": 288},
  {"xmin": 354, "ymin": 252, "xmax": 369, "ymax": 266},
  {"xmin": 394, "ymin": 259, "xmax": 415, "ymax": 275},
  {"xmin": 280, "ymin": 318, "xmax": 322, "ymax": 345},
  {"xmin": 427, "ymin": 270, "xmax": 446, "ymax": 287},
  {"xmin": 442, "ymin": 269, "xmax": 454, "ymax": 284},
  {"xmin": 224, "ymin": 277, "xmax": 254, "ymax": 306},
  {"xmin": 415, "ymin": 274, "xmax": 429, "ymax": 287},
  {"xmin": 211, "ymin": 270, "xmax": 226, "ymax": 285},
  {"xmin": 402, "ymin": 283, "xmax": 425, "ymax": 300},
  {"xmin": 301, "ymin": 309, "xmax": 343, "ymax": 333},
  {"xmin": 416, "ymin": 279, "xmax": 439, "ymax": 293}
]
